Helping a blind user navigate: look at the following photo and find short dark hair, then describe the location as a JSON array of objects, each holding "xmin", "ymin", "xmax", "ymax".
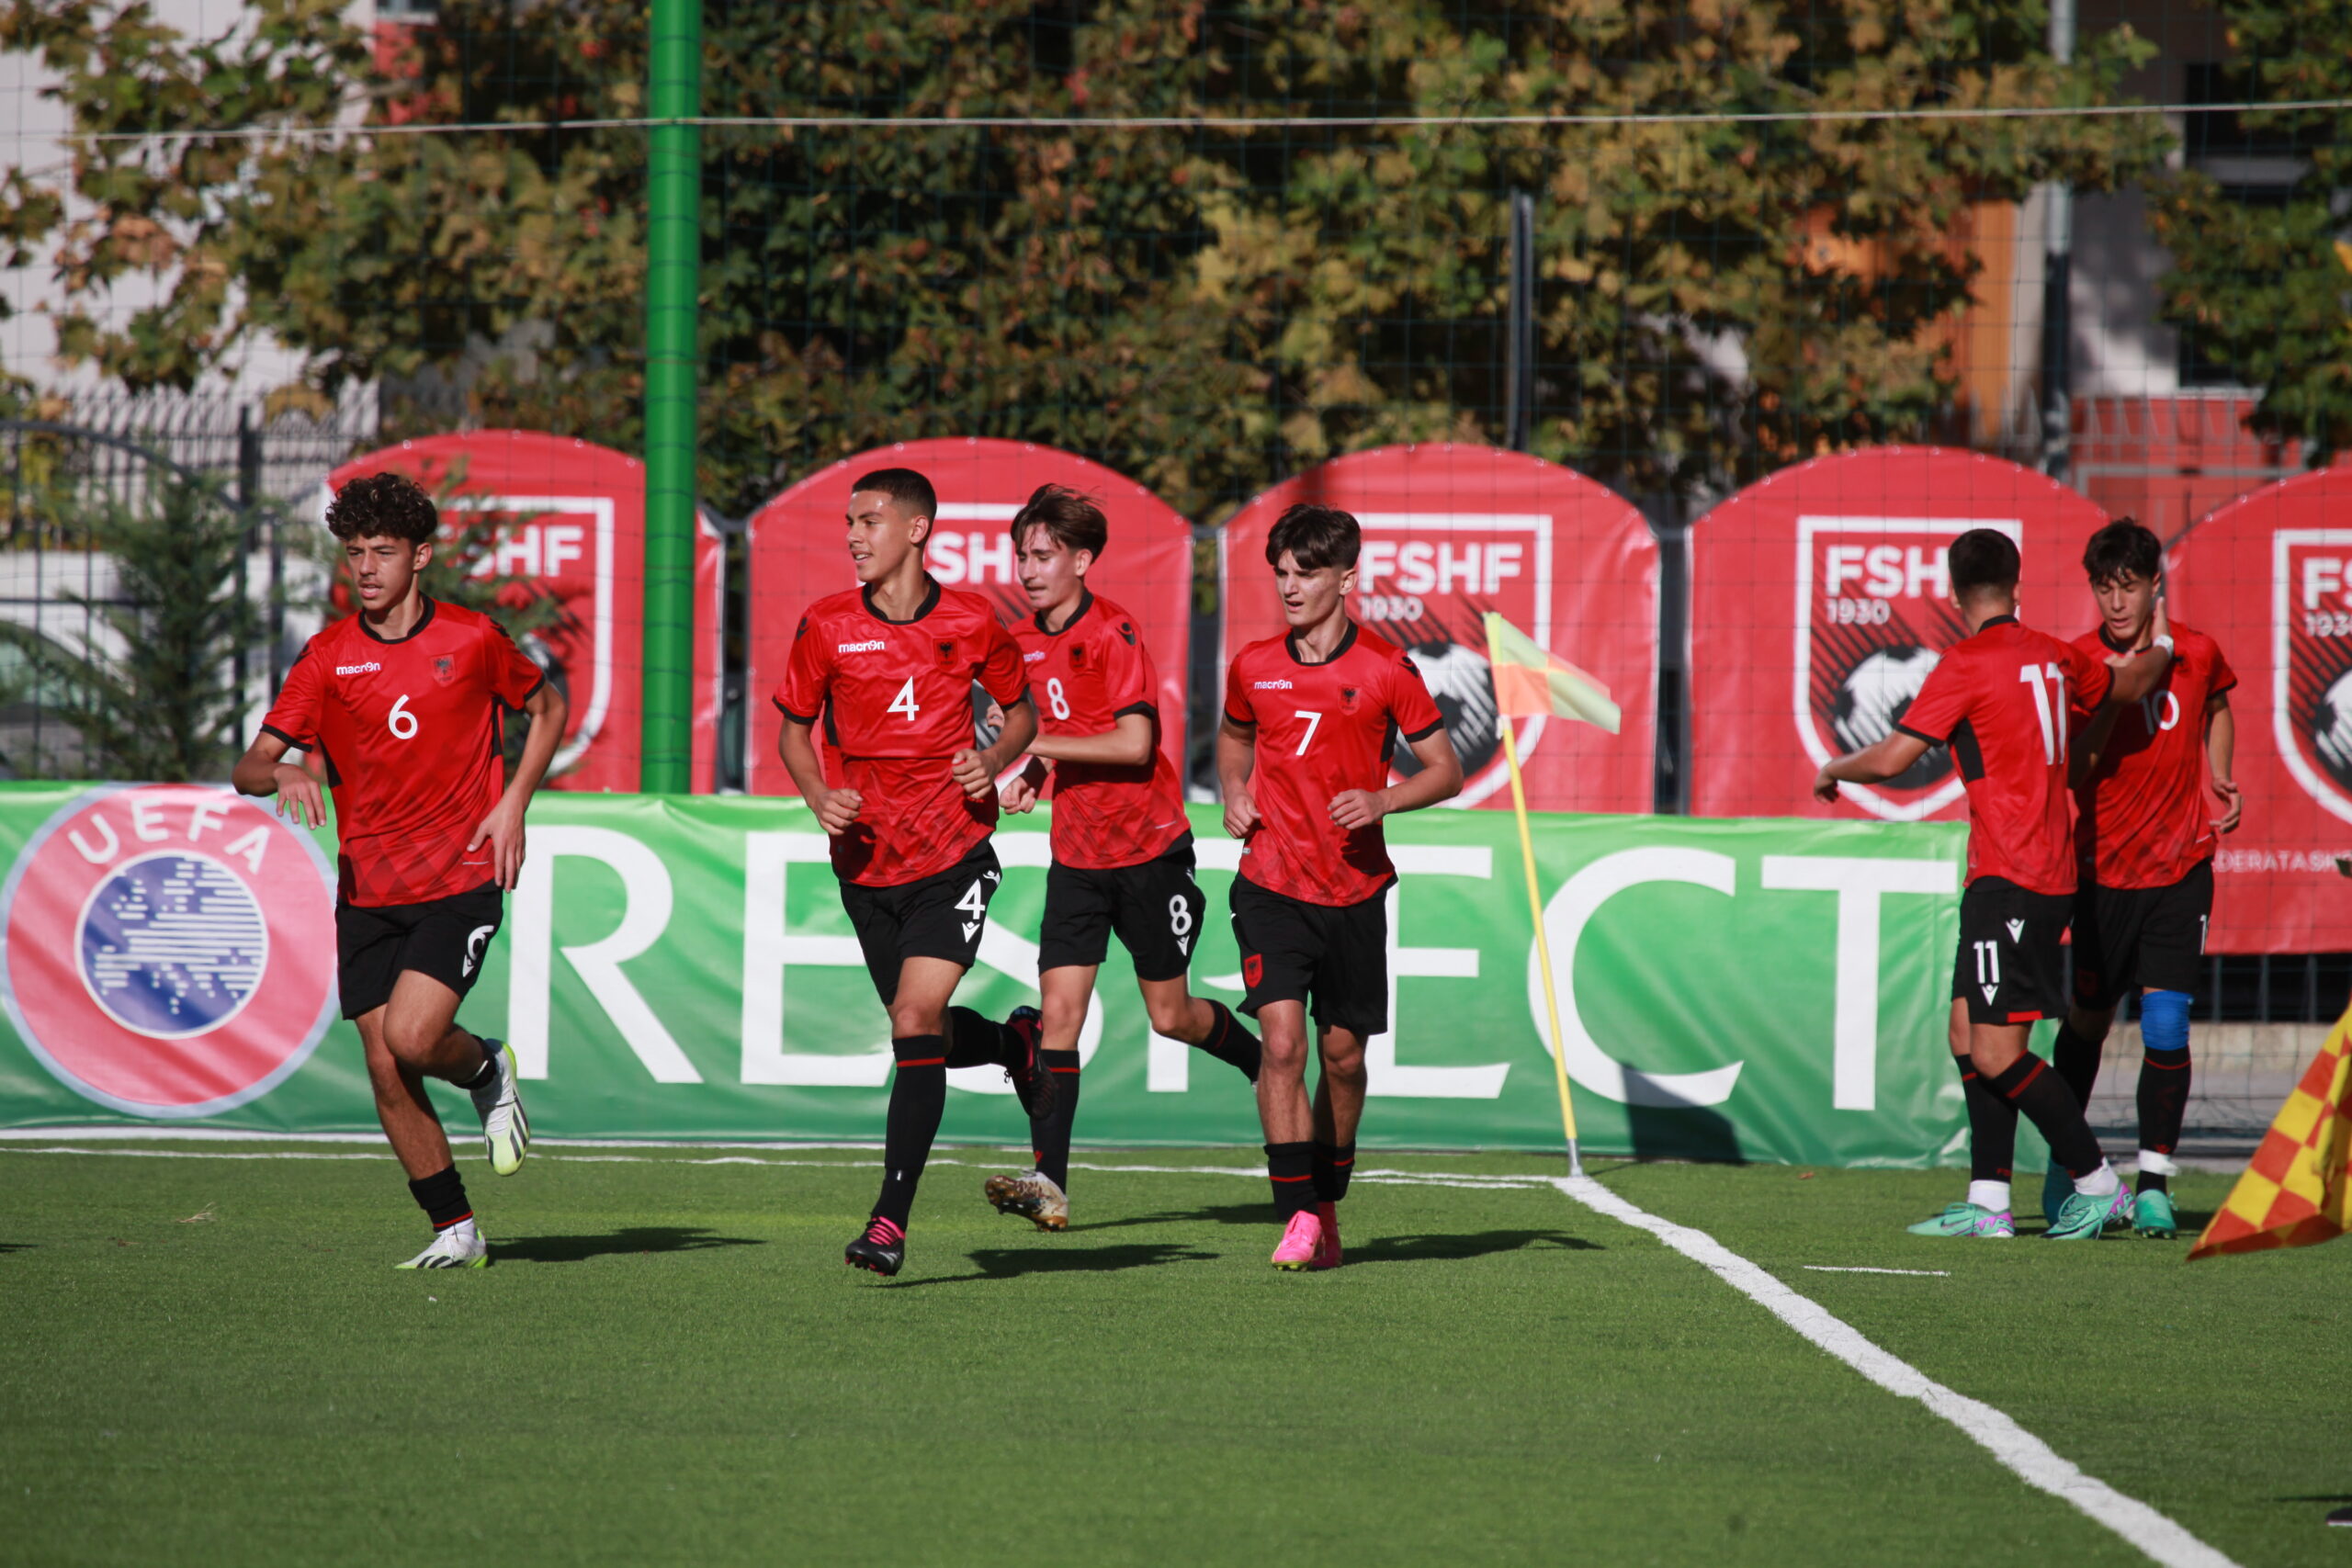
[
  {"xmin": 326, "ymin": 471, "xmax": 438, "ymax": 545},
  {"xmin": 1948, "ymin": 528, "xmax": 2020, "ymax": 600},
  {"xmin": 1010, "ymin": 483, "xmax": 1108, "ymax": 558},
  {"xmin": 2083, "ymin": 517, "xmax": 2162, "ymax": 587},
  {"xmin": 852, "ymin": 468, "xmax": 938, "ymax": 527},
  {"xmin": 1265, "ymin": 502, "xmax": 1361, "ymax": 571}
]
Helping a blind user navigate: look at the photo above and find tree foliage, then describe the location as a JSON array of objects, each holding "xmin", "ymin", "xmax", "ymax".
[
  {"xmin": 3, "ymin": 1, "xmax": 2165, "ymax": 515},
  {"xmin": 2147, "ymin": 0, "xmax": 2352, "ymax": 462}
]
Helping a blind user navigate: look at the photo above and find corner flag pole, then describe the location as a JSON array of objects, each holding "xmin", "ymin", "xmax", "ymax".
[{"xmin": 1497, "ymin": 706, "xmax": 1583, "ymax": 1179}]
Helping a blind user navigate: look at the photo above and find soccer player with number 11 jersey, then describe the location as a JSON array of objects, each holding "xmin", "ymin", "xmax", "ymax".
[{"xmin": 234, "ymin": 473, "xmax": 567, "ymax": 1269}]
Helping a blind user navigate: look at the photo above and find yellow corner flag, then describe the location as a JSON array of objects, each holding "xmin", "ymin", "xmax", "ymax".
[
  {"xmin": 1484, "ymin": 612, "xmax": 1623, "ymax": 733},
  {"xmin": 2188, "ymin": 1012, "xmax": 2352, "ymax": 1260},
  {"xmin": 1481, "ymin": 612, "xmax": 1622, "ymax": 1177}
]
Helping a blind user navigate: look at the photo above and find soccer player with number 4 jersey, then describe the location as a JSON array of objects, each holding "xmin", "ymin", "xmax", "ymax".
[
  {"xmin": 1812, "ymin": 528, "xmax": 2173, "ymax": 1240},
  {"xmin": 2044, "ymin": 519, "xmax": 2241, "ymax": 1240},
  {"xmin": 772, "ymin": 468, "xmax": 1057, "ymax": 1279},
  {"xmin": 233, "ymin": 473, "xmax": 568, "ymax": 1269},
  {"xmin": 1219, "ymin": 504, "xmax": 1462, "ymax": 1269},
  {"xmin": 984, "ymin": 486, "xmax": 1263, "ymax": 1232}
]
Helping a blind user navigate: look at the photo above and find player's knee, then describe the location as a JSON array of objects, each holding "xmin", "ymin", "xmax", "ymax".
[
  {"xmin": 887, "ymin": 1000, "xmax": 944, "ymax": 1040},
  {"xmin": 379, "ymin": 1015, "xmax": 440, "ymax": 1066},
  {"xmin": 2065, "ymin": 1004, "xmax": 2115, "ymax": 1044},
  {"xmin": 1259, "ymin": 1028, "xmax": 1310, "ymax": 1077},
  {"xmin": 2140, "ymin": 989, "xmax": 2192, "ymax": 1056},
  {"xmin": 1319, "ymin": 1035, "xmax": 1367, "ymax": 1081},
  {"xmin": 1042, "ymin": 995, "xmax": 1089, "ymax": 1041},
  {"xmin": 1143, "ymin": 994, "xmax": 1194, "ymax": 1039}
]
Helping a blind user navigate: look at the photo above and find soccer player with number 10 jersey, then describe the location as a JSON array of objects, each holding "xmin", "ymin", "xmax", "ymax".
[
  {"xmin": 1220, "ymin": 504, "xmax": 1463, "ymax": 1269},
  {"xmin": 233, "ymin": 473, "xmax": 567, "ymax": 1269}
]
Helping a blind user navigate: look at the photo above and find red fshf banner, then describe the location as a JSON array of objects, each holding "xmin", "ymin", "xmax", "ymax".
[
  {"xmin": 1219, "ymin": 445, "xmax": 1657, "ymax": 813},
  {"xmin": 2167, "ymin": 469, "xmax": 2352, "ymax": 952},
  {"xmin": 327, "ymin": 432, "xmax": 724, "ymax": 793},
  {"xmin": 743, "ymin": 439, "xmax": 1195, "ymax": 797},
  {"xmin": 1690, "ymin": 446, "xmax": 2108, "ymax": 821}
]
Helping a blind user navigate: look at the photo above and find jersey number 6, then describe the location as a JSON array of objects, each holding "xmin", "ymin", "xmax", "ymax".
[{"xmin": 389, "ymin": 694, "xmax": 418, "ymax": 740}]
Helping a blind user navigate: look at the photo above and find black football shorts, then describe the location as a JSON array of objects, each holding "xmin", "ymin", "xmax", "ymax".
[
  {"xmin": 335, "ymin": 882, "xmax": 506, "ymax": 1021},
  {"xmin": 1950, "ymin": 875, "xmax": 2073, "ymax": 1026},
  {"xmin": 1037, "ymin": 835, "xmax": 1207, "ymax": 982},
  {"xmin": 837, "ymin": 841, "xmax": 1004, "ymax": 1005},
  {"xmin": 2070, "ymin": 860, "xmax": 2213, "ymax": 1010},
  {"xmin": 1228, "ymin": 874, "xmax": 1388, "ymax": 1035}
]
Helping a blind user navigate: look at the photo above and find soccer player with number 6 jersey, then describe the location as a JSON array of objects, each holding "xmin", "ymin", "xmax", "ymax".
[
  {"xmin": 1219, "ymin": 504, "xmax": 1463, "ymax": 1269},
  {"xmin": 983, "ymin": 485, "xmax": 1263, "ymax": 1232},
  {"xmin": 2044, "ymin": 519, "xmax": 2241, "ymax": 1240},
  {"xmin": 1811, "ymin": 527, "xmax": 2173, "ymax": 1240},
  {"xmin": 772, "ymin": 468, "xmax": 1057, "ymax": 1279},
  {"xmin": 233, "ymin": 472, "xmax": 568, "ymax": 1269}
]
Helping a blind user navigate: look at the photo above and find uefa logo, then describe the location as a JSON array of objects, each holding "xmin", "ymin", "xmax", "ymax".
[{"xmin": 0, "ymin": 784, "xmax": 337, "ymax": 1118}]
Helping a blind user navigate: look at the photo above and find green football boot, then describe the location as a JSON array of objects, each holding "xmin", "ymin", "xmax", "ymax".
[
  {"xmin": 1905, "ymin": 1201, "xmax": 2016, "ymax": 1238},
  {"xmin": 2046, "ymin": 1184, "xmax": 2135, "ymax": 1239},
  {"xmin": 2132, "ymin": 1188, "xmax": 2179, "ymax": 1239},
  {"xmin": 2041, "ymin": 1165, "xmax": 2072, "ymax": 1228}
]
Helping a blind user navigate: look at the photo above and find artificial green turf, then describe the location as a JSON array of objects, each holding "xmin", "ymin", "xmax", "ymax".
[{"xmin": 0, "ymin": 1143, "xmax": 2338, "ymax": 1567}]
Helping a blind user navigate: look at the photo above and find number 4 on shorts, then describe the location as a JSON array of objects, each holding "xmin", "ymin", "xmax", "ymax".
[{"xmin": 956, "ymin": 879, "xmax": 987, "ymax": 941}]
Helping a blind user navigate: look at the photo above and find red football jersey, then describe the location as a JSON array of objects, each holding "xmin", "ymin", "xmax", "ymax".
[
  {"xmin": 774, "ymin": 580, "xmax": 1029, "ymax": 887},
  {"xmin": 2071, "ymin": 621, "xmax": 2236, "ymax": 889},
  {"xmin": 1222, "ymin": 621, "xmax": 1446, "ymax": 907},
  {"xmin": 1013, "ymin": 591, "xmax": 1188, "ymax": 870},
  {"xmin": 262, "ymin": 598, "xmax": 545, "ymax": 908},
  {"xmin": 1894, "ymin": 615, "xmax": 2112, "ymax": 896}
]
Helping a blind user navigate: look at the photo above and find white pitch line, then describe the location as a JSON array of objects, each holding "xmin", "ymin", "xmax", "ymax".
[
  {"xmin": 1555, "ymin": 1175, "xmax": 2240, "ymax": 1568},
  {"xmin": 1802, "ymin": 1265, "xmax": 1951, "ymax": 1277}
]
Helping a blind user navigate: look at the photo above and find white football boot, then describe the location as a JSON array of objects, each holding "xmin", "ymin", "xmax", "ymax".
[
  {"xmin": 395, "ymin": 1219, "xmax": 488, "ymax": 1269},
  {"xmin": 469, "ymin": 1038, "xmax": 531, "ymax": 1177}
]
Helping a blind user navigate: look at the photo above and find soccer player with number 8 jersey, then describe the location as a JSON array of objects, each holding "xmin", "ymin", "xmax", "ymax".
[
  {"xmin": 233, "ymin": 472, "xmax": 568, "ymax": 1269},
  {"xmin": 771, "ymin": 468, "xmax": 1057, "ymax": 1279},
  {"xmin": 982, "ymin": 485, "xmax": 1263, "ymax": 1232},
  {"xmin": 1219, "ymin": 504, "xmax": 1463, "ymax": 1269},
  {"xmin": 1811, "ymin": 528, "xmax": 2174, "ymax": 1240}
]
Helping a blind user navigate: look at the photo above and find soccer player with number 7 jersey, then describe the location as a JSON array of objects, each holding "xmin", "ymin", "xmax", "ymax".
[
  {"xmin": 983, "ymin": 485, "xmax": 1263, "ymax": 1232},
  {"xmin": 1811, "ymin": 527, "xmax": 2173, "ymax": 1240},
  {"xmin": 1219, "ymin": 503, "xmax": 1463, "ymax": 1270},
  {"xmin": 233, "ymin": 472, "xmax": 568, "ymax": 1269}
]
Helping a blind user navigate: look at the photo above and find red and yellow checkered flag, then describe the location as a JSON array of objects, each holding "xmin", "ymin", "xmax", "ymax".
[{"xmin": 2188, "ymin": 1011, "xmax": 2352, "ymax": 1260}]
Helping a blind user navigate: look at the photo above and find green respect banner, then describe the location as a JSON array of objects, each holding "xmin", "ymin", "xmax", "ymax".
[{"xmin": 0, "ymin": 783, "xmax": 1976, "ymax": 1168}]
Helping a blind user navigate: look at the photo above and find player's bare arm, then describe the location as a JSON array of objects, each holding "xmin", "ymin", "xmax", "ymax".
[
  {"xmin": 1329, "ymin": 726, "xmax": 1462, "ymax": 829},
  {"xmin": 1023, "ymin": 711, "xmax": 1156, "ymax": 768},
  {"xmin": 469, "ymin": 680, "xmax": 569, "ymax": 891},
  {"xmin": 232, "ymin": 729, "xmax": 326, "ymax": 829},
  {"xmin": 2207, "ymin": 690, "xmax": 2241, "ymax": 833},
  {"xmin": 776, "ymin": 715, "xmax": 864, "ymax": 834},
  {"xmin": 1813, "ymin": 731, "xmax": 1933, "ymax": 803},
  {"xmin": 1216, "ymin": 716, "xmax": 1258, "ymax": 837},
  {"xmin": 953, "ymin": 693, "xmax": 1038, "ymax": 799}
]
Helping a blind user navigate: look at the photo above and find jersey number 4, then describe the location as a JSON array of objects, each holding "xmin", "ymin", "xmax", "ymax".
[
  {"xmin": 888, "ymin": 678, "xmax": 921, "ymax": 723},
  {"xmin": 2018, "ymin": 662, "xmax": 2070, "ymax": 765}
]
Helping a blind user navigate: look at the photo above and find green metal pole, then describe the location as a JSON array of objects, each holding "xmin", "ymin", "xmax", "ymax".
[{"xmin": 640, "ymin": 0, "xmax": 700, "ymax": 793}]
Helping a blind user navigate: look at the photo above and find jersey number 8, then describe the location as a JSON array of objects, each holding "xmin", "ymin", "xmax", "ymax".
[{"xmin": 1046, "ymin": 678, "xmax": 1070, "ymax": 721}]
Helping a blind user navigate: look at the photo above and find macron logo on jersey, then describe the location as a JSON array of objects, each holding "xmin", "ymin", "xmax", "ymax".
[
  {"xmin": 1023, "ymin": 650, "xmax": 1046, "ymax": 663},
  {"xmin": 1252, "ymin": 679, "xmax": 1295, "ymax": 691},
  {"xmin": 836, "ymin": 639, "xmax": 886, "ymax": 654},
  {"xmin": 334, "ymin": 661, "xmax": 382, "ymax": 676}
]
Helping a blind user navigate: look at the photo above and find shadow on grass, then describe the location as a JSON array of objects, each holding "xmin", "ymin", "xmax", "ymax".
[
  {"xmin": 2277, "ymin": 1495, "xmax": 2352, "ymax": 1504},
  {"xmin": 1343, "ymin": 1230, "xmax": 1602, "ymax": 1265},
  {"xmin": 886, "ymin": 1241, "xmax": 1215, "ymax": 1287},
  {"xmin": 495, "ymin": 1227, "xmax": 763, "ymax": 1264},
  {"xmin": 1072, "ymin": 1203, "xmax": 1269, "ymax": 1232},
  {"xmin": 0, "ymin": 1242, "xmax": 31, "ymax": 1254}
]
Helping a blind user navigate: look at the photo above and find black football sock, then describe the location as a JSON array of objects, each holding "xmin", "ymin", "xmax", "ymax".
[
  {"xmin": 873, "ymin": 1036, "xmax": 948, "ymax": 1229},
  {"xmin": 1985, "ymin": 1054, "xmax": 2104, "ymax": 1179},
  {"xmin": 407, "ymin": 1165, "xmax": 473, "ymax": 1231},
  {"xmin": 1265, "ymin": 1141, "xmax": 1316, "ymax": 1219},
  {"xmin": 453, "ymin": 1031, "xmax": 498, "ymax": 1091},
  {"xmin": 1196, "ymin": 1000, "xmax": 1263, "ymax": 1084},
  {"xmin": 944, "ymin": 1006, "xmax": 1015, "ymax": 1070},
  {"xmin": 2136, "ymin": 1046, "xmax": 2191, "ymax": 1193},
  {"xmin": 1031, "ymin": 1049, "xmax": 1081, "ymax": 1190},
  {"xmin": 1958, "ymin": 1055, "xmax": 2017, "ymax": 1184},
  {"xmin": 1312, "ymin": 1140, "xmax": 1355, "ymax": 1204},
  {"xmin": 2050, "ymin": 1021, "xmax": 2102, "ymax": 1111}
]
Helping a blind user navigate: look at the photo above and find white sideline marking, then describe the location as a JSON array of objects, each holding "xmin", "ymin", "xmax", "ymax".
[
  {"xmin": 1555, "ymin": 1175, "xmax": 2240, "ymax": 1568},
  {"xmin": 1802, "ymin": 1265, "xmax": 1950, "ymax": 1277}
]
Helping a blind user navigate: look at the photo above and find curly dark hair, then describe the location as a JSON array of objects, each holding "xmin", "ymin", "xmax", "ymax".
[
  {"xmin": 326, "ymin": 471, "xmax": 440, "ymax": 544},
  {"xmin": 1266, "ymin": 502, "xmax": 1361, "ymax": 570},
  {"xmin": 2083, "ymin": 517, "xmax": 2162, "ymax": 587}
]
